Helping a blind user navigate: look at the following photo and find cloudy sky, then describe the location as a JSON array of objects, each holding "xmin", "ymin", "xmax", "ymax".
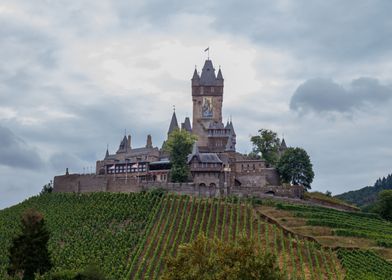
[{"xmin": 1, "ymin": 0, "xmax": 391, "ymax": 209}]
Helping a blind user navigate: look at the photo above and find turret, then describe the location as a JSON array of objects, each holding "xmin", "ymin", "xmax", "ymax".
[
  {"xmin": 191, "ymin": 68, "xmax": 200, "ymax": 86},
  {"xmin": 181, "ymin": 117, "xmax": 192, "ymax": 133}
]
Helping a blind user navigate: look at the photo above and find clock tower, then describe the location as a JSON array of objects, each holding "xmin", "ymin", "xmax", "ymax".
[{"xmin": 191, "ymin": 59, "xmax": 224, "ymax": 149}]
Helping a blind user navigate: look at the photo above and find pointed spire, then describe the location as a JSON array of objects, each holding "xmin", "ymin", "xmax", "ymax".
[
  {"xmin": 105, "ymin": 145, "xmax": 109, "ymax": 159},
  {"xmin": 280, "ymin": 138, "xmax": 287, "ymax": 149},
  {"xmin": 192, "ymin": 68, "xmax": 200, "ymax": 80},
  {"xmin": 181, "ymin": 117, "xmax": 192, "ymax": 133},
  {"xmin": 200, "ymin": 59, "xmax": 216, "ymax": 85},
  {"xmin": 167, "ymin": 111, "xmax": 179, "ymax": 136},
  {"xmin": 217, "ymin": 68, "xmax": 223, "ymax": 80}
]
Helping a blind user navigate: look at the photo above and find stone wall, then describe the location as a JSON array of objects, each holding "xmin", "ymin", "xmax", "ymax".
[
  {"xmin": 53, "ymin": 174, "xmax": 141, "ymax": 193},
  {"xmin": 53, "ymin": 173, "xmax": 303, "ymax": 198}
]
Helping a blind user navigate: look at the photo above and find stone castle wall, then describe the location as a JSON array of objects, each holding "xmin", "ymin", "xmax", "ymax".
[{"xmin": 54, "ymin": 173, "xmax": 303, "ymax": 198}]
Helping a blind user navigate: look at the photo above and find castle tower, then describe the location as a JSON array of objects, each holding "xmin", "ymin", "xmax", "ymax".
[{"xmin": 192, "ymin": 59, "xmax": 224, "ymax": 148}]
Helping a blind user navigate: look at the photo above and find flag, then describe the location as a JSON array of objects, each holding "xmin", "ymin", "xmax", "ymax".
[
  {"xmin": 109, "ymin": 165, "xmax": 115, "ymax": 170},
  {"xmin": 131, "ymin": 163, "xmax": 139, "ymax": 168},
  {"xmin": 204, "ymin": 47, "xmax": 209, "ymax": 52}
]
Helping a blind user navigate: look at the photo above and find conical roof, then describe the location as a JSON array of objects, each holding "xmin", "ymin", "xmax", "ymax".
[
  {"xmin": 192, "ymin": 68, "xmax": 200, "ymax": 80},
  {"xmin": 217, "ymin": 68, "xmax": 223, "ymax": 80},
  {"xmin": 181, "ymin": 117, "xmax": 192, "ymax": 132},
  {"xmin": 167, "ymin": 111, "xmax": 179, "ymax": 135},
  {"xmin": 280, "ymin": 138, "xmax": 287, "ymax": 149}
]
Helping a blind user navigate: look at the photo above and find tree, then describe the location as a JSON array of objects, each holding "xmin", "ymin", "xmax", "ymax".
[
  {"xmin": 8, "ymin": 209, "xmax": 52, "ymax": 280},
  {"xmin": 163, "ymin": 129, "xmax": 197, "ymax": 182},
  {"xmin": 161, "ymin": 234, "xmax": 283, "ymax": 280},
  {"xmin": 250, "ymin": 129, "xmax": 280, "ymax": 167},
  {"xmin": 277, "ymin": 147, "xmax": 314, "ymax": 190},
  {"xmin": 375, "ymin": 190, "xmax": 392, "ymax": 221},
  {"xmin": 40, "ymin": 181, "xmax": 53, "ymax": 196}
]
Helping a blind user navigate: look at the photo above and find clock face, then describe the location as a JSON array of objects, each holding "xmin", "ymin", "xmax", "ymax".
[{"xmin": 202, "ymin": 97, "xmax": 213, "ymax": 118}]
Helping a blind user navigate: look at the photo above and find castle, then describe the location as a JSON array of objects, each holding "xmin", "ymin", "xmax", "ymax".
[{"xmin": 54, "ymin": 58, "xmax": 303, "ymax": 198}]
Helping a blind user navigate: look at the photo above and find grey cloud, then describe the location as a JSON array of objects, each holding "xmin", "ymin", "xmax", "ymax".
[
  {"xmin": 0, "ymin": 125, "xmax": 44, "ymax": 169},
  {"xmin": 290, "ymin": 77, "xmax": 392, "ymax": 113},
  {"xmin": 209, "ymin": 0, "xmax": 392, "ymax": 62}
]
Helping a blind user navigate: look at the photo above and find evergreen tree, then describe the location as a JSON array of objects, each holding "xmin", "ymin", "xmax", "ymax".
[
  {"xmin": 8, "ymin": 209, "xmax": 52, "ymax": 280},
  {"xmin": 163, "ymin": 129, "xmax": 197, "ymax": 182},
  {"xmin": 277, "ymin": 147, "xmax": 314, "ymax": 190},
  {"xmin": 250, "ymin": 129, "xmax": 280, "ymax": 167},
  {"xmin": 376, "ymin": 190, "xmax": 392, "ymax": 221}
]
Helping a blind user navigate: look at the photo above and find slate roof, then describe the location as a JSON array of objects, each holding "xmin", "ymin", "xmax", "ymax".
[
  {"xmin": 181, "ymin": 117, "xmax": 192, "ymax": 132},
  {"xmin": 200, "ymin": 60, "xmax": 217, "ymax": 86},
  {"xmin": 187, "ymin": 144, "xmax": 222, "ymax": 164},
  {"xmin": 167, "ymin": 111, "xmax": 179, "ymax": 135}
]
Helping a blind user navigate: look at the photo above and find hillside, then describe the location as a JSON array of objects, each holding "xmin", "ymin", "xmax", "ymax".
[
  {"xmin": 336, "ymin": 173, "xmax": 392, "ymax": 207},
  {"xmin": 1, "ymin": 192, "xmax": 392, "ymax": 279}
]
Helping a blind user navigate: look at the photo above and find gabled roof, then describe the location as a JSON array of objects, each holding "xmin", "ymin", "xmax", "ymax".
[
  {"xmin": 167, "ymin": 111, "xmax": 179, "ymax": 135},
  {"xmin": 187, "ymin": 144, "xmax": 222, "ymax": 164}
]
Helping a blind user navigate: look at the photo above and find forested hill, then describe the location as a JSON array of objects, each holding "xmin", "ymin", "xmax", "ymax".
[{"xmin": 336, "ymin": 173, "xmax": 392, "ymax": 207}]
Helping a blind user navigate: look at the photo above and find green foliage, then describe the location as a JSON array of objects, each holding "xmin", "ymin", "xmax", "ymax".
[
  {"xmin": 0, "ymin": 192, "xmax": 161, "ymax": 280},
  {"xmin": 337, "ymin": 249, "xmax": 392, "ymax": 280},
  {"xmin": 336, "ymin": 173, "xmax": 392, "ymax": 207},
  {"xmin": 40, "ymin": 182, "xmax": 53, "ymax": 196},
  {"xmin": 37, "ymin": 265, "xmax": 106, "ymax": 280},
  {"xmin": 129, "ymin": 196, "xmax": 340, "ymax": 279},
  {"xmin": 163, "ymin": 129, "xmax": 197, "ymax": 182},
  {"xmin": 7, "ymin": 209, "xmax": 52, "ymax": 280},
  {"xmin": 161, "ymin": 234, "xmax": 284, "ymax": 280},
  {"xmin": 276, "ymin": 203, "xmax": 392, "ymax": 247},
  {"xmin": 277, "ymin": 147, "xmax": 314, "ymax": 190},
  {"xmin": 375, "ymin": 190, "xmax": 392, "ymax": 221},
  {"xmin": 250, "ymin": 129, "xmax": 280, "ymax": 167}
]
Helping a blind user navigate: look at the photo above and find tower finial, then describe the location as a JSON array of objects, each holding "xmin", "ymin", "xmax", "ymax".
[{"xmin": 173, "ymin": 105, "xmax": 176, "ymax": 112}]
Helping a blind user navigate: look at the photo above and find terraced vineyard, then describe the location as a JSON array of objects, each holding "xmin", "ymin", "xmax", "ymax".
[
  {"xmin": 3, "ymin": 192, "xmax": 392, "ymax": 279},
  {"xmin": 275, "ymin": 203, "xmax": 392, "ymax": 248},
  {"xmin": 127, "ymin": 195, "xmax": 344, "ymax": 280}
]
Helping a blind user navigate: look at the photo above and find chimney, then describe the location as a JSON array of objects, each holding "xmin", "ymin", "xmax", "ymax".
[
  {"xmin": 146, "ymin": 134, "xmax": 153, "ymax": 148},
  {"xmin": 127, "ymin": 135, "xmax": 131, "ymax": 149}
]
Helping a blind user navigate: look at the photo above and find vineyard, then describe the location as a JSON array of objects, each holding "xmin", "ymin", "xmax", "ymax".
[
  {"xmin": 275, "ymin": 204, "xmax": 392, "ymax": 247},
  {"xmin": 1, "ymin": 192, "xmax": 392, "ymax": 279},
  {"xmin": 0, "ymin": 191, "xmax": 162, "ymax": 279},
  {"xmin": 126, "ymin": 195, "xmax": 344, "ymax": 280},
  {"xmin": 337, "ymin": 249, "xmax": 392, "ymax": 280}
]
